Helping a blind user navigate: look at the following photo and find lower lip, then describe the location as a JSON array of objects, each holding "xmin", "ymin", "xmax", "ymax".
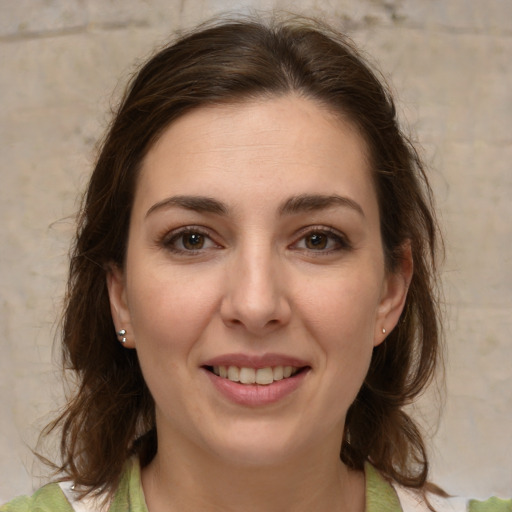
[{"xmin": 203, "ymin": 369, "xmax": 309, "ymax": 406}]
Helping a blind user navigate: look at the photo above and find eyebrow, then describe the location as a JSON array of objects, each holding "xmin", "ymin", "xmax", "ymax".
[
  {"xmin": 279, "ymin": 194, "xmax": 365, "ymax": 218},
  {"xmin": 146, "ymin": 195, "xmax": 228, "ymax": 218},
  {"xmin": 145, "ymin": 193, "xmax": 364, "ymax": 219}
]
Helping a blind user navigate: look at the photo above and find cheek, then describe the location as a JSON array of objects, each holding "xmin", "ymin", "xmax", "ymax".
[
  {"xmin": 125, "ymin": 266, "xmax": 223, "ymax": 423},
  {"xmin": 126, "ymin": 264, "xmax": 222, "ymax": 361},
  {"xmin": 301, "ymin": 271, "xmax": 382, "ymax": 344},
  {"xmin": 299, "ymin": 272, "xmax": 382, "ymax": 388}
]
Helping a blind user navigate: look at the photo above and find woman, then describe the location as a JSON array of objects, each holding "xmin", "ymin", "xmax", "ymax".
[{"xmin": 2, "ymin": 16, "xmax": 510, "ymax": 512}]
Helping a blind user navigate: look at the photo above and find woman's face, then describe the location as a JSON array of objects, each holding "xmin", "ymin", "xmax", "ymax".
[{"xmin": 108, "ymin": 95, "xmax": 410, "ymax": 467}]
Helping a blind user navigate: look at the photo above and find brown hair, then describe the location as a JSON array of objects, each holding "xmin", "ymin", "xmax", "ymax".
[{"xmin": 45, "ymin": 15, "xmax": 442, "ymax": 498}]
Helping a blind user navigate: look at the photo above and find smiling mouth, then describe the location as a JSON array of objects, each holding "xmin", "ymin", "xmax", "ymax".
[{"xmin": 206, "ymin": 365, "xmax": 305, "ymax": 385}]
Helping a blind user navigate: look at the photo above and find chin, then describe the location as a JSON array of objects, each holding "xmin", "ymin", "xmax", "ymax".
[
  {"xmin": 203, "ymin": 423, "xmax": 313, "ymax": 469},
  {"xmin": 216, "ymin": 443, "xmax": 298, "ymax": 468}
]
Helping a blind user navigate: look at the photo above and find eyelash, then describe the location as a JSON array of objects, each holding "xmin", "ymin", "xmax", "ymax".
[
  {"xmin": 159, "ymin": 226, "xmax": 351, "ymax": 256},
  {"xmin": 290, "ymin": 226, "xmax": 352, "ymax": 254},
  {"xmin": 160, "ymin": 226, "xmax": 219, "ymax": 255}
]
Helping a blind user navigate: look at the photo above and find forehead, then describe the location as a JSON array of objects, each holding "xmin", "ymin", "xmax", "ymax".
[{"xmin": 136, "ymin": 95, "xmax": 377, "ymax": 218}]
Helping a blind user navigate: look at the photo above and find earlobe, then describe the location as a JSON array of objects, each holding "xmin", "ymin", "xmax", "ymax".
[
  {"xmin": 375, "ymin": 242, "xmax": 413, "ymax": 346},
  {"xmin": 106, "ymin": 264, "xmax": 135, "ymax": 348}
]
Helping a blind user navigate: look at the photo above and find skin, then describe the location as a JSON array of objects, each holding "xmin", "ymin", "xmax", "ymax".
[{"xmin": 107, "ymin": 95, "xmax": 412, "ymax": 512}]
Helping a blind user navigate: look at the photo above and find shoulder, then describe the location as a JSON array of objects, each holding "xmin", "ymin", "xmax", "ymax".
[
  {"xmin": 365, "ymin": 462, "xmax": 511, "ymax": 512},
  {"xmin": 467, "ymin": 497, "xmax": 512, "ymax": 512},
  {"xmin": 394, "ymin": 483, "xmax": 512, "ymax": 512},
  {"xmin": 1, "ymin": 458, "xmax": 146, "ymax": 512},
  {"xmin": 0, "ymin": 483, "xmax": 73, "ymax": 512}
]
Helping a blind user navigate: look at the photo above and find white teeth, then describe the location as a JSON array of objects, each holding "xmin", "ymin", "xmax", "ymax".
[
  {"xmin": 211, "ymin": 365, "xmax": 301, "ymax": 385},
  {"xmin": 272, "ymin": 366, "xmax": 284, "ymax": 381},
  {"xmin": 239, "ymin": 367, "xmax": 256, "ymax": 384},
  {"xmin": 227, "ymin": 366, "xmax": 239, "ymax": 381},
  {"xmin": 255, "ymin": 367, "xmax": 274, "ymax": 385}
]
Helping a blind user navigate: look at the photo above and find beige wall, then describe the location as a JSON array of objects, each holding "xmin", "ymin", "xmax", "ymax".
[{"xmin": 1, "ymin": 0, "xmax": 511, "ymax": 501}]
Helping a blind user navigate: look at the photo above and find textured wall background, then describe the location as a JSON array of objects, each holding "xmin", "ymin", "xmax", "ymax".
[{"xmin": 1, "ymin": 0, "xmax": 511, "ymax": 502}]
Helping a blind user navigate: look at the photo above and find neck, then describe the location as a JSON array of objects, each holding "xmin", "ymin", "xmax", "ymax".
[{"xmin": 141, "ymin": 437, "xmax": 365, "ymax": 512}]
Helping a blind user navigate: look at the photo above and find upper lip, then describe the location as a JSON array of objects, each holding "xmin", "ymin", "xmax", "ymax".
[{"xmin": 202, "ymin": 353, "xmax": 310, "ymax": 369}]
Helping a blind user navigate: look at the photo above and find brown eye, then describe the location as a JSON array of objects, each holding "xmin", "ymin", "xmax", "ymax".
[
  {"xmin": 305, "ymin": 233, "xmax": 328, "ymax": 250},
  {"xmin": 182, "ymin": 233, "xmax": 205, "ymax": 250},
  {"xmin": 291, "ymin": 227, "xmax": 350, "ymax": 254},
  {"xmin": 162, "ymin": 227, "xmax": 220, "ymax": 255}
]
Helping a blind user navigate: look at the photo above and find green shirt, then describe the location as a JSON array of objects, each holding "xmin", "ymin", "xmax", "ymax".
[{"xmin": 2, "ymin": 459, "xmax": 510, "ymax": 512}]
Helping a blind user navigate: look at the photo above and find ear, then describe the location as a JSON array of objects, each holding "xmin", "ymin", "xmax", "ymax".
[
  {"xmin": 106, "ymin": 263, "xmax": 135, "ymax": 348},
  {"xmin": 374, "ymin": 242, "xmax": 413, "ymax": 346}
]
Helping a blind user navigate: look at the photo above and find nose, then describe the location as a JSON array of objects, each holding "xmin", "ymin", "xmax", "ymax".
[{"xmin": 220, "ymin": 245, "xmax": 292, "ymax": 335}]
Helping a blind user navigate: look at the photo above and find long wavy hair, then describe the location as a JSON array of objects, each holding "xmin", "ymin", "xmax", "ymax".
[{"xmin": 43, "ymin": 15, "xmax": 443, "ymax": 499}]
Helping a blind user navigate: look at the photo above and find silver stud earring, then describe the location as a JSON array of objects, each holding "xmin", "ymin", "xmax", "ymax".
[
  {"xmin": 382, "ymin": 328, "xmax": 386, "ymax": 334},
  {"xmin": 117, "ymin": 329, "xmax": 127, "ymax": 344}
]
